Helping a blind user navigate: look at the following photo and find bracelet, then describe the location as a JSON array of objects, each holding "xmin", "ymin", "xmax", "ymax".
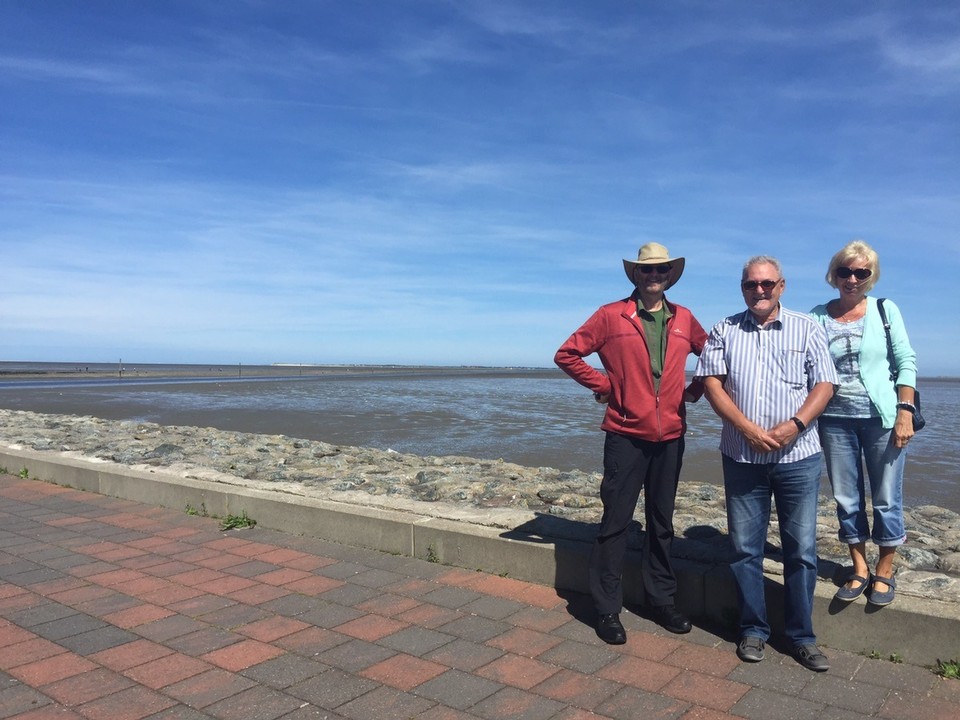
[
  {"xmin": 896, "ymin": 402, "xmax": 916, "ymax": 414},
  {"xmin": 790, "ymin": 416, "xmax": 806, "ymax": 432}
]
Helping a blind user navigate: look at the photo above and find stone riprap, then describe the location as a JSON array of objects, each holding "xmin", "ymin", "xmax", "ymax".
[{"xmin": 1, "ymin": 408, "xmax": 958, "ymax": 603}]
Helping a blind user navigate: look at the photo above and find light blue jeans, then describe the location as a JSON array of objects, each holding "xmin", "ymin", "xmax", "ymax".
[
  {"xmin": 819, "ymin": 416, "xmax": 906, "ymax": 547},
  {"xmin": 723, "ymin": 453, "xmax": 821, "ymax": 646}
]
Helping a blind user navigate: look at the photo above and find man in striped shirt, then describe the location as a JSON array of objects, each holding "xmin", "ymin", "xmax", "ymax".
[{"xmin": 695, "ymin": 256, "xmax": 838, "ymax": 672}]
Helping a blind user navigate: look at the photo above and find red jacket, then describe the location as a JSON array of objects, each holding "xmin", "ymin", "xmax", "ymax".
[{"xmin": 555, "ymin": 294, "xmax": 707, "ymax": 442}]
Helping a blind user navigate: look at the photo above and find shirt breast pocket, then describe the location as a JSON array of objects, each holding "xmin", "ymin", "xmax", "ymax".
[{"xmin": 777, "ymin": 349, "xmax": 807, "ymax": 389}]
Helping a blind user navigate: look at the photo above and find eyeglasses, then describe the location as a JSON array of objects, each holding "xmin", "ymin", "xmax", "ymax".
[
  {"xmin": 835, "ymin": 267, "xmax": 872, "ymax": 280},
  {"xmin": 741, "ymin": 279, "xmax": 781, "ymax": 291},
  {"xmin": 639, "ymin": 264, "xmax": 672, "ymax": 275}
]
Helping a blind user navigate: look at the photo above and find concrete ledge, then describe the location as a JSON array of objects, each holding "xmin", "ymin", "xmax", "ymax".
[{"xmin": 2, "ymin": 446, "xmax": 957, "ymax": 666}]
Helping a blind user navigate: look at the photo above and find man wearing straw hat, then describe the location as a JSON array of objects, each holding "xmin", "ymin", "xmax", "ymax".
[{"xmin": 555, "ymin": 242, "xmax": 707, "ymax": 644}]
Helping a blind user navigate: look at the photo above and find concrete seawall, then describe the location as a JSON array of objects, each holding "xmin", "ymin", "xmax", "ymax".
[{"xmin": 2, "ymin": 444, "xmax": 958, "ymax": 668}]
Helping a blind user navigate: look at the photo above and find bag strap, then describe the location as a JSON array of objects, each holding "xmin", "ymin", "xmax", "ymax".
[{"xmin": 877, "ymin": 298, "xmax": 898, "ymax": 382}]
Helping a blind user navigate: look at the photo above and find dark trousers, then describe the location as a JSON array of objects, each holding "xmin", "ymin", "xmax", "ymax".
[{"xmin": 590, "ymin": 431, "xmax": 684, "ymax": 614}]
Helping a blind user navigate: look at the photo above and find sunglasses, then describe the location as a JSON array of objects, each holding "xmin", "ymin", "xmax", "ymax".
[
  {"xmin": 741, "ymin": 279, "xmax": 781, "ymax": 291},
  {"xmin": 835, "ymin": 267, "xmax": 872, "ymax": 280},
  {"xmin": 639, "ymin": 264, "xmax": 672, "ymax": 275}
]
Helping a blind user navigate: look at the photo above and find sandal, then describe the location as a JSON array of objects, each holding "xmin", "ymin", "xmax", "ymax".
[
  {"xmin": 868, "ymin": 574, "xmax": 896, "ymax": 606},
  {"xmin": 834, "ymin": 573, "xmax": 870, "ymax": 602}
]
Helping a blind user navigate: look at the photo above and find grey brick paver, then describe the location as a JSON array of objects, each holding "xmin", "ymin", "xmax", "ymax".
[
  {"xmin": 164, "ymin": 627, "xmax": 246, "ymax": 657},
  {"xmin": 853, "ymin": 656, "xmax": 938, "ymax": 694},
  {"xmin": 153, "ymin": 668, "xmax": 257, "ymax": 709},
  {"xmin": 276, "ymin": 707, "xmax": 348, "ymax": 720},
  {"xmin": 0, "ymin": 681, "xmax": 54, "ymax": 717},
  {"xmin": 732, "ymin": 686, "xmax": 826, "ymax": 720},
  {"xmin": 461, "ymin": 595, "xmax": 527, "ymax": 620},
  {"xmin": 239, "ymin": 653, "xmax": 329, "ymax": 689},
  {"xmin": 134, "ymin": 614, "xmax": 209, "ymax": 642},
  {"xmin": 414, "ymin": 668, "xmax": 504, "ymax": 710},
  {"xmin": 56, "ymin": 625, "xmax": 139, "ymax": 655},
  {"xmin": 315, "ymin": 583, "xmax": 381, "ymax": 607},
  {"xmin": 800, "ymin": 675, "xmax": 889, "ymax": 714},
  {"xmin": 144, "ymin": 705, "xmax": 217, "ymax": 720},
  {"xmin": 348, "ymin": 568, "xmax": 406, "ymax": 589},
  {"xmin": 202, "ymin": 684, "xmax": 305, "ymax": 720},
  {"xmin": 316, "ymin": 638, "xmax": 396, "ymax": 673},
  {"xmin": 377, "ymin": 626, "xmax": 456, "ymax": 656},
  {"xmin": 286, "ymin": 667, "xmax": 378, "ymax": 709},
  {"xmin": 594, "ymin": 684, "xmax": 689, "ymax": 720},
  {"xmin": 258, "ymin": 595, "xmax": 326, "ymax": 619},
  {"xmin": 335, "ymin": 684, "xmax": 438, "ymax": 719},
  {"xmin": 727, "ymin": 654, "xmax": 812, "ymax": 694},
  {"xmin": 30, "ymin": 613, "xmax": 108, "ymax": 642},
  {"xmin": 420, "ymin": 586, "xmax": 484, "ymax": 609},
  {"xmin": 537, "ymin": 638, "xmax": 620, "ymax": 674},
  {"xmin": 424, "ymin": 637, "xmax": 506, "ymax": 671},
  {"xmin": 471, "ymin": 686, "xmax": 568, "ymax": 720},
  {"xmin": 435, "ymin": 614, "xmax": 512, "ymax": 642},
  {"xmin": 294, "ymin": 603, "xmax": 361, "ymax": 629},
  {"xmin": 6, "ymin": 602, "xmax": 79, "ymax": 628}
]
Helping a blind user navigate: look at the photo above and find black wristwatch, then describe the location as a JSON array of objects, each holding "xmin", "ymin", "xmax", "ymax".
[
  {"xmin": 896, "ymin": 402, "xmax": 916, "ymax": 414},
  {"xmin": 790, "ymin": 416, "xmax": 806, "ymax": 432}
]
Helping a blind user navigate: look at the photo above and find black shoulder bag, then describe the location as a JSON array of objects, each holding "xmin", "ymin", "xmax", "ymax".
[{"xmin": 877, "ymin": 298, "xmax": 925, "ymax": 431}]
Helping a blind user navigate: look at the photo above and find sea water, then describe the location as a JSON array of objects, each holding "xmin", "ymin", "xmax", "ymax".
[{"xmin": 0, "ymin": 364, "xmax": 956, "ymax": 512}]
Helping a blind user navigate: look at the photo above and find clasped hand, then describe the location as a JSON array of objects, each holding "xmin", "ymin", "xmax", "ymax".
[{"xmin": 744, "ymin": 419, "xmax": 800, "ymax": 452}]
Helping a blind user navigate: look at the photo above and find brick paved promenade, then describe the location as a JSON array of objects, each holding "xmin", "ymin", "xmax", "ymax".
[{"xmin": 1, "ymin": 475, "xmax": 958, "ymax": 720}]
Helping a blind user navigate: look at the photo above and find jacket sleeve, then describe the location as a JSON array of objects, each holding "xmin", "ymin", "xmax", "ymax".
[
  {"xmin": 684, "ymin": 312, "xmax": 709, "ymax": 401},
  {"xmin": 883, "ymin": 299, "xmax": 918, "ymax": 389},
  {"xmin": 554, "ymin": 308, "xmax": 612, "ymax": 396}
]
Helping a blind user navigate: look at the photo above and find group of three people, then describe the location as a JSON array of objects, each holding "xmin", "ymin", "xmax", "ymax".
[{"xmin": 554, "ymin": 240, "xmax": 917, "ymax": 673}]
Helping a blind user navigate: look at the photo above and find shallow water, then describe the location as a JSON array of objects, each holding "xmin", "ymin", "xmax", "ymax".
[{"xmin": 0, "ymin": 364, "xmax": 956, "ymax": 512}]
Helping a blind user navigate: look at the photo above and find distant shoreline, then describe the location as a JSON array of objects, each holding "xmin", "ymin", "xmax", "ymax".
[
  {"xmin": 0, "ymin": 363, "xmax": 565, "ymax": 383},
  {"xmin": 1, "ymin": 364, "xmax": 955, "ymax": 384}
]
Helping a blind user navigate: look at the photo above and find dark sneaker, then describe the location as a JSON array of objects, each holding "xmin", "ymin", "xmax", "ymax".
[
  {"xmin": 650, "ymin": 604, "xmax": 692, "ymax": 634},
  {"xmin": 736, "ymin": 636, "xmax": 765, "ymax": 662},
  {"xmin": 794, "ymin": 643, "xmax": 830, "ymax": 672},
  {"xmin": 596, "ymin": 613, "xmax": 626, "ymax": 645}
]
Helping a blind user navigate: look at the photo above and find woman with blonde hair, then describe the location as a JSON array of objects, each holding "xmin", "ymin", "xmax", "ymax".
[{"xmin": 809, "ymin": 240, "xmax": 918, "ymax": 606}]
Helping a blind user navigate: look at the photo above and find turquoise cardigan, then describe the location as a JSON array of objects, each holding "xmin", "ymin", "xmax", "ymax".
[{"xmin": 809, "ymin": 296, "xmax": 918, "ymax": 429}]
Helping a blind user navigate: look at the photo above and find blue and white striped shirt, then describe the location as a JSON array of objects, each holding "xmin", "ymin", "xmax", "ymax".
[{"xmin": 694, "ymin": 306, "xmax": 839, "ymax": 464}]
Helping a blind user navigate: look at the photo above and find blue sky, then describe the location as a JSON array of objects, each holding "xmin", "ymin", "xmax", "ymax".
[{"xmin": 2, "ymin": 1, "xmax": 958, "ymax": 375}]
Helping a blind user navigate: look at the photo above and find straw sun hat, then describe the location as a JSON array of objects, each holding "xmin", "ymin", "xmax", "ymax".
[{"xmin": 622, "ymin": 242, "xmax": 685, "ymax": 289}]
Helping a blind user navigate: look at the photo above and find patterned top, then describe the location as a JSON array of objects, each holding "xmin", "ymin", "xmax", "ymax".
[
  {"xmin": 695, "ymin": 305, "xmax": 839, "ymax": 464},
  {"xmin": 822, "ymin": 316, "xmax": 877, "ymax": 418}
]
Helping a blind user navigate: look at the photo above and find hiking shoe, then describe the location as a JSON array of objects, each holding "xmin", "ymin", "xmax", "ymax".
[
  {"xmin": 794, "ymin": 643, "xmax": 830, "ymax": 672},
  {"xmin": 596, "ymin": 613, "xmax": 626, "ymax": 645},
  {"xmin": 650, "ymin": 604, "xmax": 692, "ymax": 634},
  {"xmin": 736, "ymin": 636, "xmax": 765, "ymax": 662}
]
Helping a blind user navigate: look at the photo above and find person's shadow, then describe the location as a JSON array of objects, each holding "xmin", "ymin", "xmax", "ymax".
[
  {"xmin": 501, "ymin": 512, "xmax": 850, "ymax": 644},
  {"xmin": 500, "ymin": 513, "xmax": 734, "ymax": 634}
]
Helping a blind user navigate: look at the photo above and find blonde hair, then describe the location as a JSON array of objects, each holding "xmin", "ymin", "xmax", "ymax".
[{"xmin": 826, "ymin": 239, "xmax": 880, "ymax": 291}]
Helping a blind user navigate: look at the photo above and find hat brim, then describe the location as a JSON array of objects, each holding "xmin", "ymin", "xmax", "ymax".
[{"xmin": 623, "ymin": 257, "xmax": 685, "ymax": 290}]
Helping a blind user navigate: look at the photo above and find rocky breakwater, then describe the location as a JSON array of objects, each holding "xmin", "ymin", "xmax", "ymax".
[{"xmin": 1, "ymin": 409, "xmax": 958, "ymax": 603}]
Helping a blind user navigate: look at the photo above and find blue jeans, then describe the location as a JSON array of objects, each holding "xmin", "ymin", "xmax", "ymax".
[
  {"xmin": 819, "ymin": 416, "xmax": 906, "ymax": 546},
  {"xmin": 723, "ymin": 453, "xmax": 821, "ymax": 646}
]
